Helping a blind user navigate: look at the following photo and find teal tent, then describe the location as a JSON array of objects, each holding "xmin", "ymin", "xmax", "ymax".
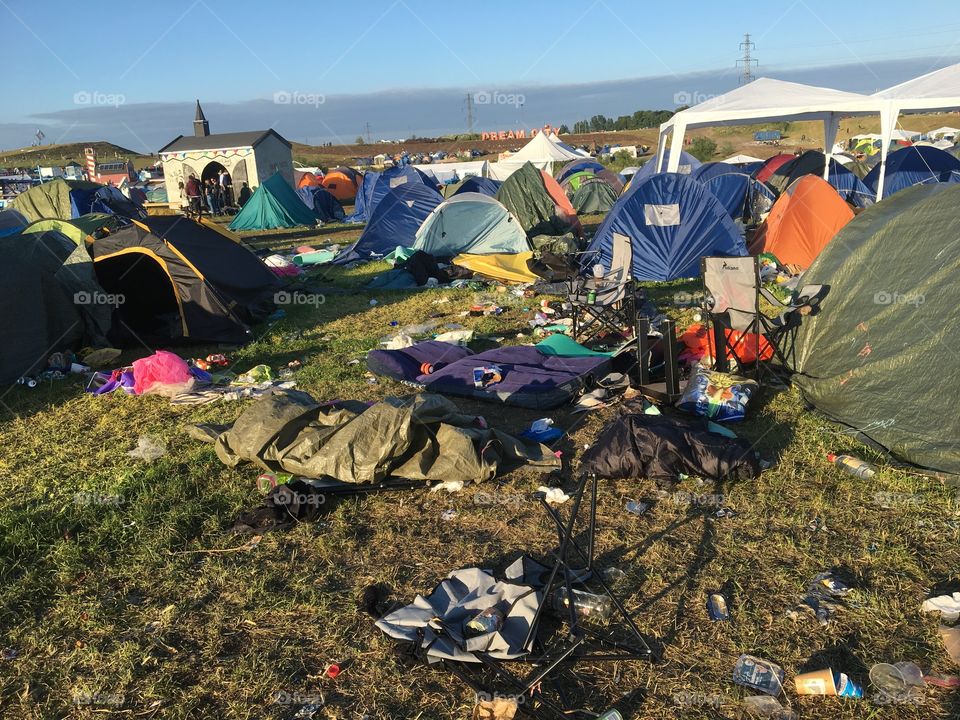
[
  {"xmin": 412, "ymin": 193, "xmax": 529, "ymax": 257},
  {"xmin": 229, "ymin": 172, "xmax": 318, "ymax": 231}
]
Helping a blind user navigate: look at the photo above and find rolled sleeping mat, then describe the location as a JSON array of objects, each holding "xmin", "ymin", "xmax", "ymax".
[{"xmin": 293, "ymin": 249, "xmax": 337, "ymax": 266}]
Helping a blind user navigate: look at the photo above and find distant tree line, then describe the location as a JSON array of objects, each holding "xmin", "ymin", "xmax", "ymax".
[{"xmin": 571, "ymin": 109, "xmax": 677, "ymax": 134}]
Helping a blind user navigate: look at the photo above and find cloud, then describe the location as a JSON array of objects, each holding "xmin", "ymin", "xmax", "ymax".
[{"xmin": 4, "ymin": 56, "xmax": 955, "ymax": 153}]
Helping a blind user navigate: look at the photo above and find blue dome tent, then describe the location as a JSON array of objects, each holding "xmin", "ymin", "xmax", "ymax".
[
  {"xmin": 336, "ymin": 183, "xmax": 443, "ymax": 261},
  {"xmin": 864, "ymin": 145, "xmax": 960, "ymax": 198},
  {"xmin": 582, "ymin": 173, "xmax": 746, "ymax": 281}
]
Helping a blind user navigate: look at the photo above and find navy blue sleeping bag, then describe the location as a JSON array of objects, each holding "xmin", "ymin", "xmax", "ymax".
[
  {"xmin": 422, "ymin": 345, "xmax": 610, "ymax": 409},
  {"xmin": 367, "ymin": 341, "xmax": 474, "ymax": 382}
]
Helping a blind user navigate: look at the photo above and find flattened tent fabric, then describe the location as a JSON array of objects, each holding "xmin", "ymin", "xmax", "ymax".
[
  {"xmin": 296, "ymin": 186, "xmax": 346, "ymax": 222},
  {"xmin": 229, "ymin": 172, "xmax": 319, "ymax": 231},
  {"xmin": 571, "ymin": 178, "xmax": 618, "ymax": 214},
  {"xmin": 320, "ymin": 166, "xmax": 360, "ymax": 201},
  {"xmin": 93, "ymin": 216, "xmax": 279, "ymax": 344},
  {"xmin": 583, "ymin": 173, "xmax": 746, "ymax": 281},
  {"xmin": 422, "ymin": 344, "xmax": 611, "ymax": 409},
  {"xmin": 792, "ymin": 183, "xmax": 960, "ymax": 475},
  {"xmin": 413, "ymin": 193, "xmax": 529, "ymax": 257},
  {"xmin": 451, "ymin": 251, "xmax": 538, "ymax": 283},
  {"xmin": 0, "ymin": 229, "xmax": 110, "ymax": 382},
  {"xmin": 339, "ymin": 183, "xmax": 443, "ymax": 260},
  {"xmin": 748, "ymin": 175, "xmax": 854, "ymax": 269},
  {"xmin": 11, "ymin": 178, "xmax": 144, "ymax": 222},
  {"xmin": 863, "ymin": 145, "xmax": 960, "ymax": 197},
  {"xmin": 443, "ymin": 176, "xmax": 501, "ymax": 198},
  {"xmin": 495, "ymin": 162, "xmax": 581, "ymax": 238}
]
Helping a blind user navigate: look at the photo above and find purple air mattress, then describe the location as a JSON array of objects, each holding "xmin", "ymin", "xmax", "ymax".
[{"xmin": 366, "ymin": 341, "xmax": 474, "ymax": 382}]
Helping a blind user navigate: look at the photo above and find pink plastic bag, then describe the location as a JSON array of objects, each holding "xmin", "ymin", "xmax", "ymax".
[{"xmin": 132, "ymin": 350, "xmax": 194, "ymax": 396}]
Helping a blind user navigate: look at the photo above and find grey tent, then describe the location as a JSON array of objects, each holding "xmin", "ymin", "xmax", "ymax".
[
  {"xmin": 412, "ymin": 193, "xmax": 529, "ymax": 257},
  {"xmin": 792, "ymin": 183, "xmax": 960, "ymax": 475},
  {"xmin": 0, "ymin": 229, "xmax": 111, "ymax": 382},
  {"xmin": 571, "ymin": 178, "xmax": 618, "ymax": 214}
]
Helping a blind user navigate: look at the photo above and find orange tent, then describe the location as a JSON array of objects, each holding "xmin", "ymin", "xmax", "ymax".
[
  {"xmin": 296, "ymin": 171, "xmax": 322, "ymax": 188},
  {"xmin": 749, "ymin": 175, "xmax": 854, "ymax": 269},
  {"xmin": 540, "ymin": 170, "xmax": 582, "ymax": 236},
  {"xmin": 320, "ymin": 167, "xmax": 361, "ymax": 201}
]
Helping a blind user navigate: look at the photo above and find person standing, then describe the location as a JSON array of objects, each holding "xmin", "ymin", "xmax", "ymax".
[
  {"xmin": 238, "ymin": 182, "xmax": 252, "ymax": 207},
  {"xmin": 218, "ymin": 168, "xmax": 233, "ymax": 207},
  {"xmin": 185, "ymin": 174, "xmax": 203, "ymax": 217}
]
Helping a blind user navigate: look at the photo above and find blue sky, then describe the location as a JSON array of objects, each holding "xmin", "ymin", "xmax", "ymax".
[{"xmin": 2, "ymin": 0, "xmax": 959, "ymax": 151}]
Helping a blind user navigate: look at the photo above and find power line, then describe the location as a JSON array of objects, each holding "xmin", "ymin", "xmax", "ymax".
[
  {"xmin": 464, "ymin": 93, "xmax": 474, "ymax": 134},
  {"xmin": 737, "ymin": 32, "xmax": 758, "ymax": 85}
]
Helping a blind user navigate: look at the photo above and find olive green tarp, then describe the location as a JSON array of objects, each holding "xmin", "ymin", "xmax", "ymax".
[
  {"xmin": 792, "ymin": 183, "xmax": 960, "ymax": 476},
  {"xmin": 572, "ymin": 179, "xmax": 618, "ymax": 214},
  {"xmin": 205, "ymin": 391, "xmax": 561, "ymax": 484},
  {"xmin": 11, "ymin": 178, "xmax": 103, "ymax": 222},
  {"xmin": 19, "ymin": 214, "xmax": 123, "ymax": 246}
]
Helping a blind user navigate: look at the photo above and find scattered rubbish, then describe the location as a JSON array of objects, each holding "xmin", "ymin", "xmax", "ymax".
[
  {"xmin": 234, "ymin": 364, "xmax": 275, "ymax": 385},
  {"xmin": 16, "ymin": 376, "xmax": 37, "ymax": 388},
  {"xmin": 293, "ymin": 704, "xmax": 323, "ymax": 719},
  {"xmin": 430, "ymin": 480, "xmax": 465, "ymax": 494},
  {"xmin": 521, "ymin": 418, "xmax": 563, "ymax": 443},
  {"xmin": 807, "ymin": 517, "xmax": 827, "ymax": 532},
  {"xmin": 707, "ymin": 592, "xmax": 730, "ymax": 621},
  {"xmin": 714, "ymin": 507, "xmax": 738, "ymax": 519},
  {"xmin": 441, "ymin": 509, "xmax": 457, "ymax": 522},
  {"xmin": 595, "ymin": 711, "xmax": 623, "ymax": 720},
  {"xmin": 434, "ymin": 329, "xmax": 474, "ymax": 345},
  {"xmin": 602, "ymin": 567, "xmax": 627, "ymax": 586},
  {"xmin": 550, "ymin": 587, "xmax": 612, "ymax": 621},
  {"xmin": 870, "ymin": 661, "xmax": 924, "ymax": 703},
  {"xmin": 924, "ymin": 671, "xmax": 960, "ymax": 688},
  {"xmin": 464, "ymin": 607, "xmax": 506, "ymax": 638},
  {"xmin": 743, "ymin": 695, "xmax": 797, "ymax": 719},
  {"xmin": 473, "ymin": 365, "xmax": 503, "ymax": 388},
  {"xmin": 536, "ymin": 486, "xmax": 570, "ymax": 506},
  {"xmin": 940, "ymin": 624, "xmax": 960, "ymax": 665},
  {"xmin": 792, "ymin": 571, "xmax": 853, "ymax": 625},
  {"xmin": 256, "ymin": 472, "xmax": 293, "ymax": 493},
  {"xmin": 921, "ymin": 592, "xmax": 960, "ymax": 623},
  {"xmin": 324, "ymin": 663, "xmax": 342, "ymax": 679},
  {"xmin": 796, "ymin": 667, "xmax": 863, "ymax": 697},
  {"xmin": 733, "ymin": 654, "xmax": 785, "ymax": 696},
  {"xmin": 625, "ymin": 500, "xmax": 650, "ymax": 516},
  {"xmin": 677, "ymin": 368, "xmax": 758, "ymax": 422},
  {"xmin": 369, "ymin": 299, "xmax": 378, "ymax": 306},
  {"xmin": 127, "ymin": 435, "xmax": 168, "ymax": 462},
  {"xmin": 473, "ymin": 696, "xmax": 519, "ymax": 720},
  {"xmin": 1, "ymin": 648, "xmax": 17, "ymax": 661},
  {"xmin": 826, "ymin": 453, "xmax": 876, "ymax": 479},
  {"xmin": 79, "ymin": 347, "xmax": 123, "ymax": 368}
]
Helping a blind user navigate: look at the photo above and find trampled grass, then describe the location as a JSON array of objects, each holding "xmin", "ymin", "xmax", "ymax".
[{"xmin": 0, "ymin": 221, "xmax": 958, "ymax": 720}]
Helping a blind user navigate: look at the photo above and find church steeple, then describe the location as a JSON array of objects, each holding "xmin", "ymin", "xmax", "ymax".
[{"xmin": 193, "ymin": 99, "xmax": 210, "ymax": 137}]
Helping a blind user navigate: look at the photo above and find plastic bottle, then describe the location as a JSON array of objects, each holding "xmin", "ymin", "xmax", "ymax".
[
  {"xmin": 550, "ymin": 587, "xmax": 612, "ymax": 621},
  {"xmin": 463, "ymin": 607, "xmax": 505, "ymax": 638},
  {"xmin": 826, "ymin": 454, "xmax": 876, "ymax": 479}
]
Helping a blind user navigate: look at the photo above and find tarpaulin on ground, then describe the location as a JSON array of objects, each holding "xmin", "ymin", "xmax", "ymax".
[{"xmin": 200, "ymin": 390, "xmax": 559, "ymax": 483}]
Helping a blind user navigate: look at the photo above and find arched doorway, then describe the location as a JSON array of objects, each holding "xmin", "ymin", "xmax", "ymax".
[{"xmin": 201, "ymin": 160, "xmax": 226, "ymax": 183}]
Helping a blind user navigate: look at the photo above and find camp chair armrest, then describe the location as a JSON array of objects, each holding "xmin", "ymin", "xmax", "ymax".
[{"xmin": 759, "ymin": 287, "xmax": 791, "ymax": 309}]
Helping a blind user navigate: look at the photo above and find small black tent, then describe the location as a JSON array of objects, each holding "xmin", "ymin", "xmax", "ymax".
[{"xmin": 92, "ymin": 216, "xmax": 279, "ymax": 345}]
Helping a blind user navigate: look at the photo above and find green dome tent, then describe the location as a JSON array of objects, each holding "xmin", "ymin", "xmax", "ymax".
[
  {"xmin": 571, "ymin": 178, "xmax": 618, "ymax": 214},
  {"xmin": 792, "ymin": 183, "xmax": 960, "ymax": 475},
  {"xmin": 229, "ymin": 172, "xmax": 318, "ymax": 231},
  {"xmin": 412, "ymin": 193, "xmax": 529, "ymax": 257}
]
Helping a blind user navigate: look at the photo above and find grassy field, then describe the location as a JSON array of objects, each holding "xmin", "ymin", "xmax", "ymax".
[{"xmin": 0, "ymin": 214, "xmax": 958, "ymax": 720}]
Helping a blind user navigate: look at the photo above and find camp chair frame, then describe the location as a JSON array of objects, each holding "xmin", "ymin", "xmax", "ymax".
[
  {"xmin": 700, "ymin": 256, "xmax": 827, "ymax": 380},
  {"xmin": 426, "ymin": 472, "xmax": 655, "ymax": 719},
  {"xmin": 569, "ymin": 232, "xmax": 642, "ymax": 347}
]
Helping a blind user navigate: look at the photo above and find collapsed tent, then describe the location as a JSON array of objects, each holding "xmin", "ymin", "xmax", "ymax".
[
  {"xmin": 583, "ymin": 173, "xmax": 746, "ymax": 281},
  {"xmin": 792, "ymin": 183, "xmax": 960, "ymax": 475},
  {"xmin": 494, "ymin": 162, "xmax": 581, "ymax": 238},
  {"xmin": 296, "ymin": 185, "xmax": 346, "ymax": 222},
  {"xmin": 319, "ymin": 166, "xmax": 361, "ymax": 202},
  {"xmin": 571, "ymin": 178, "xmax": 619, "ymax": 214},
  {"xmin": 17, "ymin": 214, "xmax": 127, "ymax": 246},
  {"xmin": 748, "ymin": 175, "xmax": 854, "ymax": 269},
  {"xmin": 443, "ymin": 176, "xmax": 501, "ymax": 198},
  {"xmin": 348, "ymin": 166, "xmax": 438, "ymax": 223},
  {"xmin": 340, "ymin": 183, "xmax": 443, "ymax": 260},
  {"xmin": 93, "ymin": 216, "xmax": 279, "ymax": 344},
  {"xmin": 229, "ymin": 172, "xmax": 319, "ymax": 231},
  {"xmin": 451, "ymin": 251, "xmax": 539, "ymax": 284},
  {"xmin": 863, "ymin": 145, "xmax": 960, "ymax": 197},
  {"xmin": 1, "ymin": 228, "xmax": 110, "ymax": 382},
  {"xmin": 11, "ymin": 178, "xmax": 144, "ymax": 222},
  {"xmin": 412, "ymin": 193, "xmax": 529, "ymax": 257},
  {"xmin": 205, "ymin": 390, "xmax": 559, "ymax": 483}
]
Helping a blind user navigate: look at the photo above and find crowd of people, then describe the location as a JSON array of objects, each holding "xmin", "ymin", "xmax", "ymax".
[{"xmin": 179, "ymin": 167, "xmax": 251, "ymax": 218}]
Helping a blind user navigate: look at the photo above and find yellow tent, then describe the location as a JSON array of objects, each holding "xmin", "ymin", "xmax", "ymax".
[{"xmin": 452, "ymin": 251, "xmax": 539, "ymax": 283}]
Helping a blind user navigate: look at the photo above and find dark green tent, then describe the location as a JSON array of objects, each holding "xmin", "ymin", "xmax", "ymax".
[
  {"xmin": 495, "ymin": 162, "xmax": 580, "ymax": 238},
  {"xmin": 571, "ymin": 178, "xmax": 618, "ymax": 214},
  {"xmin": 229, "ymin": 172, "xmax": 318, "ymax": 231},
  {"xmin": 792, "ymin": 183, "xmax": 960, "ymax": 475},
  {"xmin": 0, "ymin": 229, "xmax": 110, "ymax": 383}
]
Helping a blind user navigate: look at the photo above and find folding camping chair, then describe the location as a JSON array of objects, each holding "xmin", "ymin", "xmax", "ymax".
[
  {"xmin": 407, "ymin": 472, "xmax": 655, "ymax": 719},
  {"xmin": 700, "ymin": 256, "xmax": 827, "ymax": 380},
  {"xmin": 569, "ymin": 232, "xmax": 642, "ymax": 346}
]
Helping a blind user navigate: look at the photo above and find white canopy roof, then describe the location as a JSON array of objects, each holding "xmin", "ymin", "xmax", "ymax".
[
  {"xmin": 928, "ymin": 126, "xmax": 960, "ymax": 137},
  {"xmin": 872, "ymin": 63, "xmax": 960, "ymax": 109},
  {"xmin": 722, "ymin": 153, "xmax": 763, "ymax": 164},
  {"xmin": 508, "ymin": 131, "xmax": 586, "ymax": 163},
  {"xmin": 548, "ymin": 132, "xmax": 591, "ymax": 157}
]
